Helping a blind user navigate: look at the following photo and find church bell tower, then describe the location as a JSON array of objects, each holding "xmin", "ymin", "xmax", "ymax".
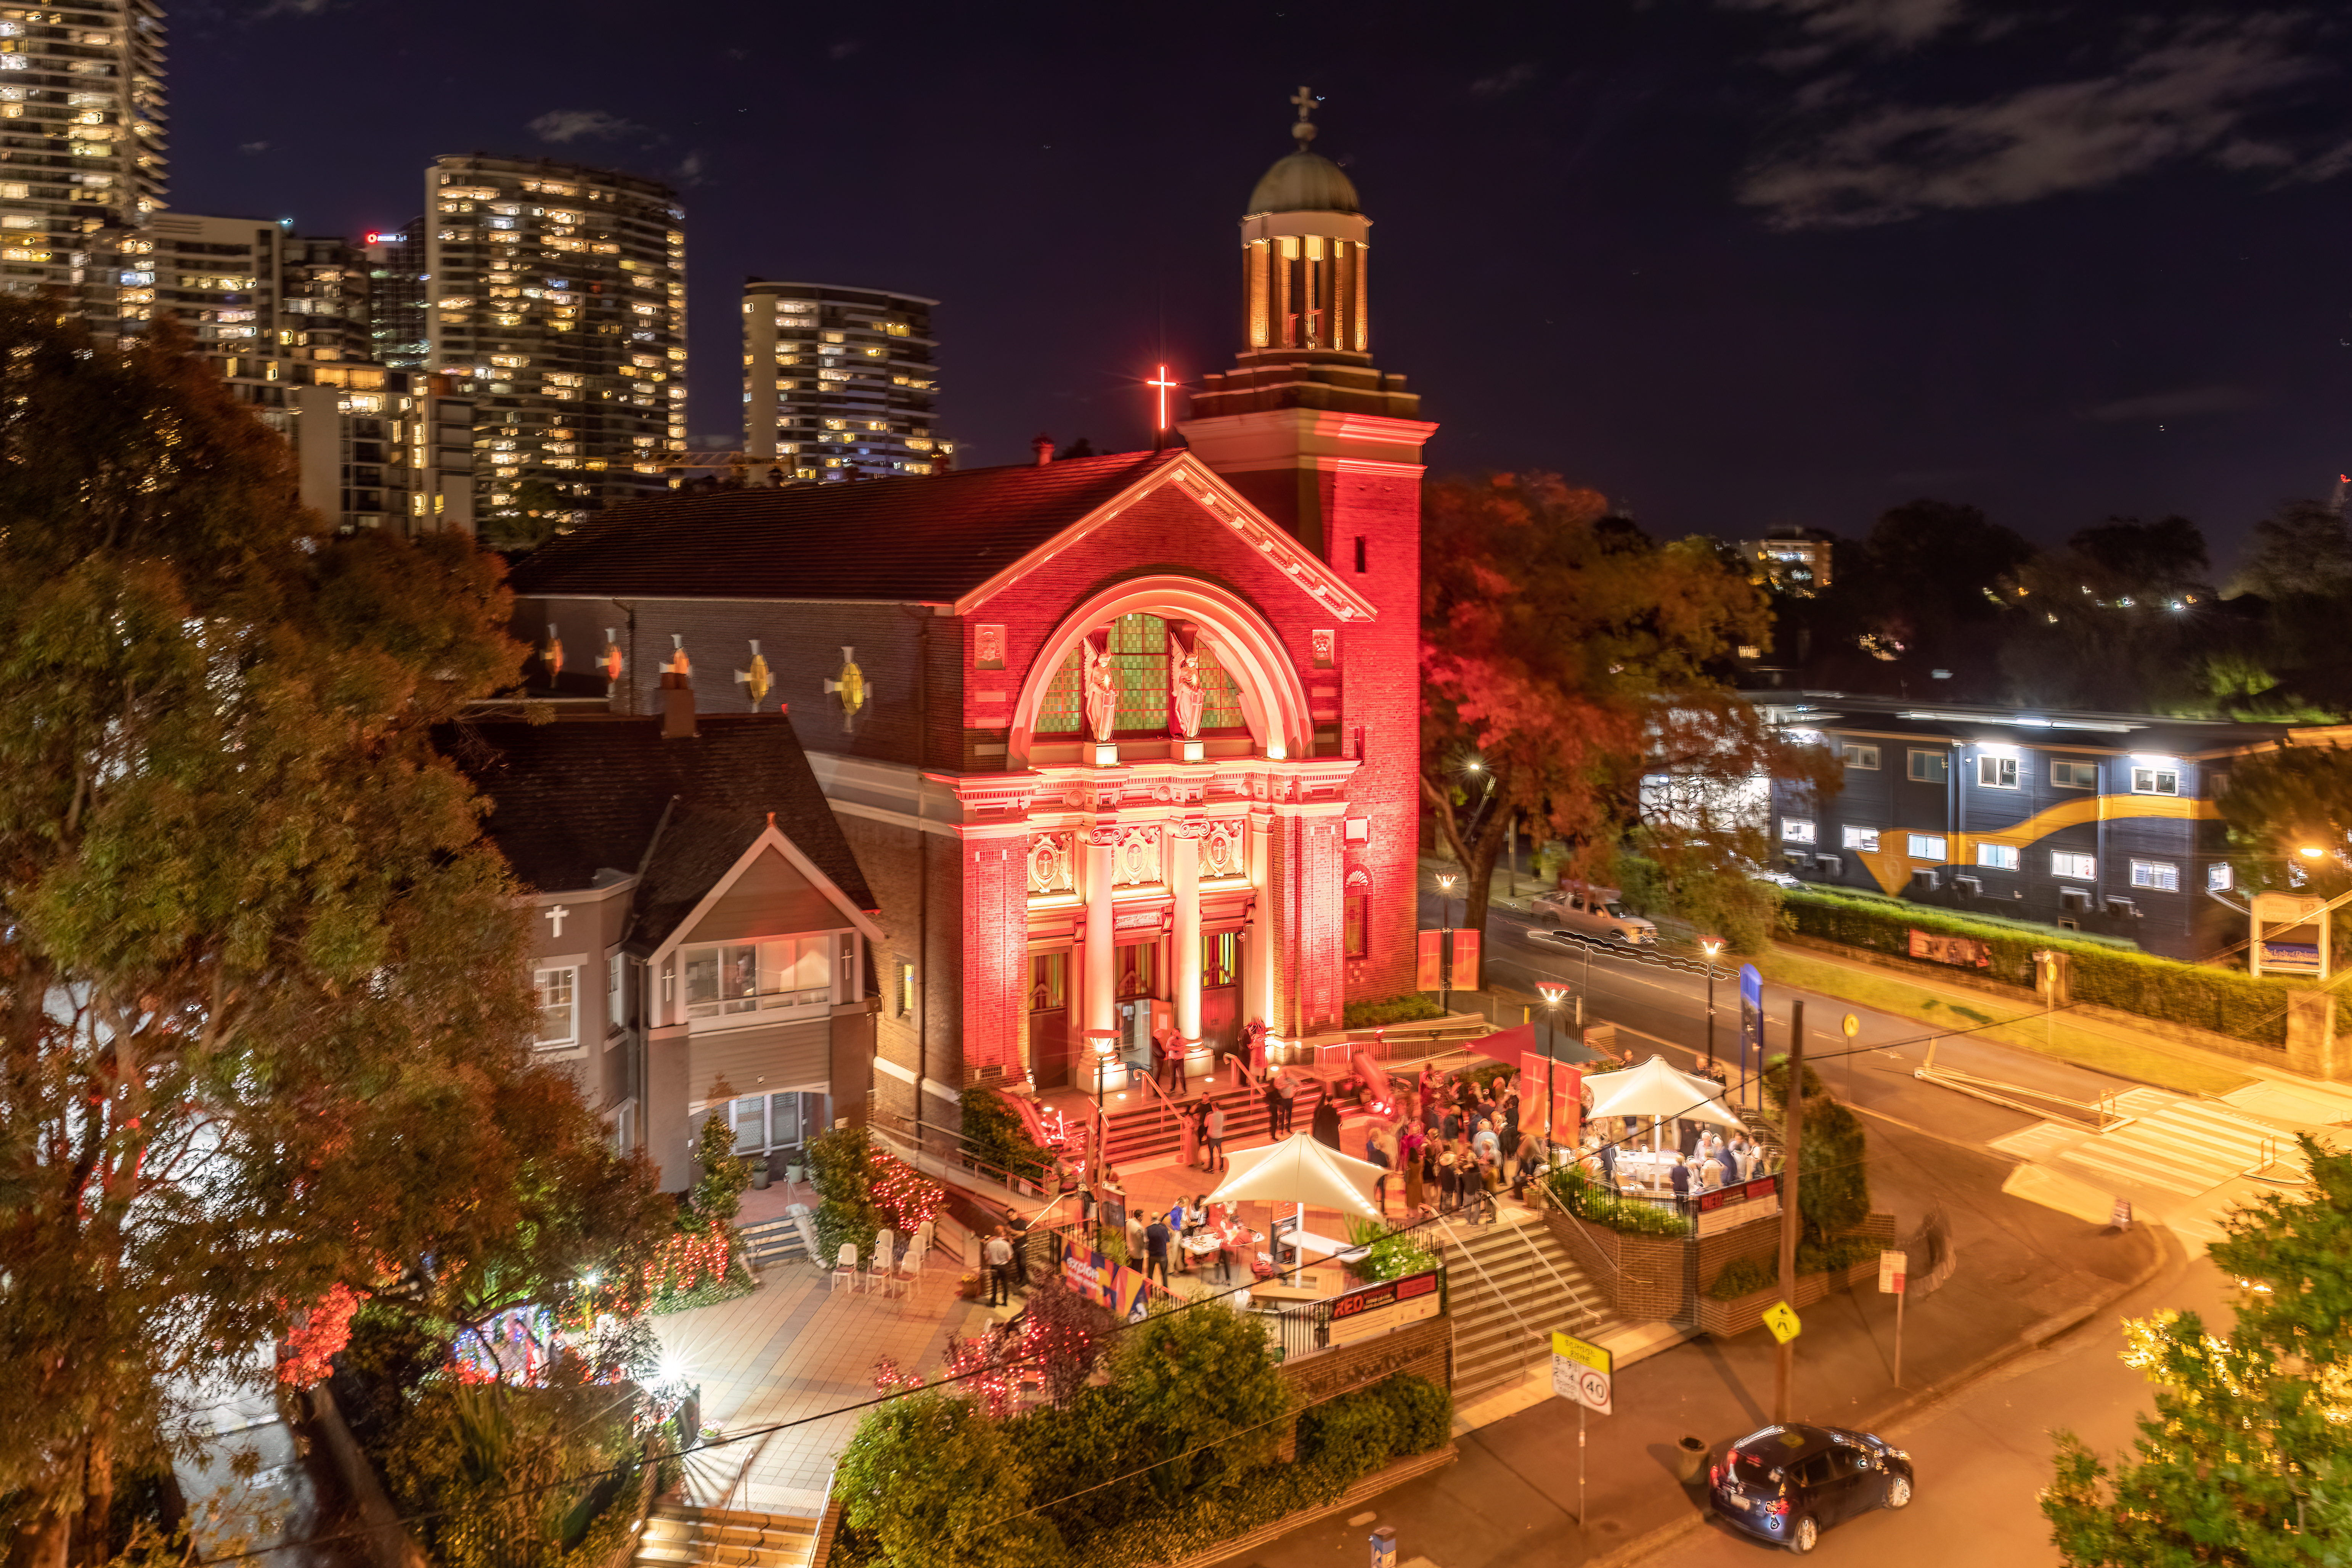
[{"xmin": 1180, "ymin": 88, "xmax": 1435, "ymax": 1007}]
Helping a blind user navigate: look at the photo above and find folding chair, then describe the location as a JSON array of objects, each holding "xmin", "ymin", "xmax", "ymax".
[
  {"xmin": 868, "ymin": 1244, "xmax": 897, "ymax": 1295},
  {"xmin": 832, "ymin": 1243, "xmax": 860, "ymax": 1292}
]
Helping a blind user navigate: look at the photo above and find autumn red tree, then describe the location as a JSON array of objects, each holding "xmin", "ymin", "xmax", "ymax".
[{"xmin": 1420, "ymin": 472, "xmax": 1832, "ymax": 944}]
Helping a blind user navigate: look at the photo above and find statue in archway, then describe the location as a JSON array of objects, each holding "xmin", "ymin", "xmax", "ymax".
[
  {"xmin": 1082, "ymin": 634, "xmax": 1117, "ymax": 743},
  {"xmin": 1169, "ymin": 631, "xmax": 1205, "ymax": 739}
]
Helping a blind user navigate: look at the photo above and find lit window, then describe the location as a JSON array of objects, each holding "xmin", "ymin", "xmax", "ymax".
[
  {"xmin": 2051, "ymin": 760, "xmax": 2098, "ymax": 790},
  {"xmin": 1839, "ymin": 743, "xmax": 1879, "ymax": 770},
  {"xmin": 608, "ymin": 953, "xmax": 625, "ymax": 1029},
  {"xmin": 681, "ymin": 937, "xmax": 836, "ymax": 1019},
  {"xmin": 534, "ymin": 966, "xmax": 576, "ymax": 1047},
  {"xmin": 896, "ymin": 960, "xmax": 915, "ymax": 1018},
  {"xmin": 2208, "ymin": 863, "xmax": 2233, "ymax": 891},
  {"xmin": 2051, "ymin": 851, "xmax": 2097, "ymax": 880},
  {"xmin": 1842, "ymin": 825, "xmax": 1879, "ymax": 852},
  {"xmin": 1781, "ymin": 819, "xmax": 1816, "ymax": 844},
  {"xmin": 1345, "ymin": 895, "xmax": 1368, "ymax": 958},
  {"xmin": 1976, "ymin": 755, "xmax": 2019, "ymax": 788},
  {"xmin": 1907, "ymin": 749, "xmax": 1948, "ymax": 784},
  {"xmin": 1976, "ymin": 843, "xmax": 2019, "ymax": 870},
  {"xmin": 2130, "ymin": 766, "xmax": 2180, "ymax": 796},
  {"xmin": 1906, "ymin": 833, "xmax": 1947, "ymax": 860},
  {"xmin": 2130, "ymin": 860, "xmax": 2180, "ymax": 892}
]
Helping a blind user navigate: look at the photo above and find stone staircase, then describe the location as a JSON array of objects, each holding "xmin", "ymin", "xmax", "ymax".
[
  {"xmin": 1435, "ymin": 1208, "xmax": 1615, "ymax": 1401},
  {"xmin": 631, "ymin": 1504, "xmax": 820, "ymax": 1568},
  {"xmin": 1100, "ymin": 1075, "xmax": 1300, "ymax": 1166}
]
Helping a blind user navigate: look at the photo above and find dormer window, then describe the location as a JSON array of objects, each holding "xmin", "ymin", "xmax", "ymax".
[{"xmin": 682, "ymin": 936, "xmax": 836, "ymax": 1018}]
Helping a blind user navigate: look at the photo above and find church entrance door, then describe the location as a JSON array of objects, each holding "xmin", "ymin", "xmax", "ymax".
[
  {"xmin": 1027, "ymin": 951, "xmax": 1070, "ymax": 1088},
  {"xmin": 1200, "ymin": 931, "xmax": 1243, "ymax": 1056}
]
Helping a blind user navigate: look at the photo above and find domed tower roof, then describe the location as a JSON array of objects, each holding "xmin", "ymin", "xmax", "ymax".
[{"xmin": 1247, "ymin": 148, "xmax": 1359, "ymax": 216}]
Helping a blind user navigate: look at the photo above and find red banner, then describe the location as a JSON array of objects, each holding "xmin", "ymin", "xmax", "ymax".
[
  {"xmin": 1551, "ymin": 1064, "xmax": 1582, "ymax": 1148},
  {"xmin": 1907, "ymin": 929, "xmax": 1991, "ymax": 969},
  {"xmin": 1416, "ymin": 929, "xmax": 1443, "ymax": 991},
  {"xmin": 1520, "ymin": 1052, "xmax": 1553, "ymax": 1139},
  {"xmin": 1453, "ymin": 929, "xmax": 1481, "ymax": 992}
]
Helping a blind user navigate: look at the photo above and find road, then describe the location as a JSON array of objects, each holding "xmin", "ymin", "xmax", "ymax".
[{"xmin": 1637, "ymin": 1238, "xmax": 2224, "ymax": 1568}]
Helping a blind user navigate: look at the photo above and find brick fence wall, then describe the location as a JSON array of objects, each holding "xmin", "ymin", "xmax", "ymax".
[{"xmin": 1272, "ymin": 1313, "xmax": 1451, "ymax": 1462}]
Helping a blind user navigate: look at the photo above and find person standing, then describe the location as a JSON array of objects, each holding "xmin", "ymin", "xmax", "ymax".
[
  {"xmin": 1125, "ymin": 1207, "xmax": 1148, "ymax": 1272},
  {"xmin": 1143, "ymin": 1214, "xmax": 1172, "ymax": 1287},
  {"xmin": 1669, "ymin": 1153, "xmax": 1691, "ymax": 1205},
  {"xmin": 1472, "ymin": 1117, "xmax": 1500, "ymax": 1165},
  {"xmin": 1248, "ymin": 1018, "xmax": 1270, "ymax": 1084},
  {"xmin": 1366, "ymin": 1125, "xmax": 1393, "ymax": 1211},
  {"xmin": 984, "ymin": 1228, "xmax": 1016, "ymax": 1307},
  {"xmin": 1177, "ymin": 1096, "xmax": 1200, "ymax": 1171},
  {"xmin": 1278, "ymin": 1073, "xmax": 1300, "ymax": 1136},
  {"xmin": 1204, "ymin": 1101, "xmax": 1228, "ymax": 1173},
  {"xmin": 1310, "ymin": 1088, "xmax": 1342, "ymax": 1151}
]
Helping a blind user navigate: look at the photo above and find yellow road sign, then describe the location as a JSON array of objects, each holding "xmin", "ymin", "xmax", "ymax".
[
  {"xmin": 1842, "ymin": 1013, "xmax": 1859, "ymax": 1038},
  {"xmin": 1552, "ymin": 1330, "xmax": 1613, "ymax": 1374},
  {"xmin": 1763, "ymin": 1301, "xmax": 1802, "ymax": 1344}
]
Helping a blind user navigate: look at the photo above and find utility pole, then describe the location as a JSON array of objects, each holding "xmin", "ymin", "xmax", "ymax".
[{"xmin": 1775, "ymin": 1000, "xmax": 1805, "ymax": 1424}]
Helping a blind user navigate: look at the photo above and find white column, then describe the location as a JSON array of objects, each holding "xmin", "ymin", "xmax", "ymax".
[
  {"xmin": 1084, "ymin": 827, "xmax": 1117, "ymax": 1038},
  {"xmin": 1172, "ymin": 821, "xmax": 1204, "ymax": 1044}
]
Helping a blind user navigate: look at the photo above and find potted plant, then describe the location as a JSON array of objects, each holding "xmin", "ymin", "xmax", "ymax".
[{"xmin": 748, "ymin": 1156, "xmax": 771, "ymax": 1191}]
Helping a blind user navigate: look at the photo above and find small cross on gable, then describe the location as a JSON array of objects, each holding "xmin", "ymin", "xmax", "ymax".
[{"xmin": 544, "ymin": 905, "xmax": 570, "ymax": 939}]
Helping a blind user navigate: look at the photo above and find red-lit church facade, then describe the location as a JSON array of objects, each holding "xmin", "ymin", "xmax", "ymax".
[{"xmin": 506, "ymin": 108, "xmax": 1434, "ymax": 1139}]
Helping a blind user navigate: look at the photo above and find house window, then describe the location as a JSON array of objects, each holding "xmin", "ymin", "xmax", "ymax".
[
  {"xmin": 1976, "ymin": 843, "xmax": 2019, "ymax": 870},
  {"xmin": 608, "ymin": 954, "xmax": 624, "ymax": 1030},
  {"xmin": 2208, "ymin": 862, "xmax": 2234, "ymax": 892},
  {"xmin": 1908, "ymin": 749, "xmax": 1948, "ymax": 784},
  {"xmin": 1906, "ymin": 833, "xmax": 1947, "ymax": 860},
  {"xmin": 1976, "ymin": 755, "xmax": 2019, "ymax": 788},
  {"xmin": 534, "ymin": 966, "xmax": 576, "ymax": 1047},
  {"xmin": 1354, "ymin": 536, "xmax": 1367, "ymax": 573},
  {"xmin": 1843, "ymin": 825, "xmax": 1880, "ymax": 852},
  {"xmin": 1840, "ymin": 743, "xmax": 1880, "ymax": 770},
  {"xmin": 1115, "ymin": 941, "xmax": 1158, "ymax": 999},
  {"xmin": 1782, "ymin": 818, "xmax": 1816, "ymax": 844},
  {"xmin": 2051, "ymin": 760, "xmax": 2098, "ymax": 790},
  {"xmin": 896, "ymin": 960, "xmax": 915, "ymax": 1018},
  {"xmin": 727, "ymin": 1091, "xmax": 821, "ymax": 1156},
  {"xmin": 2051, "ymin": 851, "xmax": 2097, "ymax": 880},
  {"xmin": 1345, "ymin": 895, "xmax": 1368, "ymax": 958},
  {"xmin": 2131, "ymin": 860, "xmax": 2180, "ymax": 892},
  {"xmin": 1201, "ymin": 931, "xmax": 1240, "ymax": 989},
  {"xmin": 1029, "ymin": 952, "xmax": 1066, "ymax": 1011},
  {"xmin": 2130, "ymin": 766, "xmax": 2180, "ymax": 796},
  {"xmin": 681, "ymin": 935, "xmax": 833, "ymax": 1019}
]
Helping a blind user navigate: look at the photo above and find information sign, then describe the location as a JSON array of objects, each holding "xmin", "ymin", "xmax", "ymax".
[
  {"xmin": 1551, "ymin": 1330, "xmax": 1613, "ymax": 1415},
  {"xmin": 1877, "ymin": 1250, "xmax": 1906, "ymax": 1295},
  {"xmin": 1325, "ymin": 1270, "xmax": 1442, "ymax": 1347}
]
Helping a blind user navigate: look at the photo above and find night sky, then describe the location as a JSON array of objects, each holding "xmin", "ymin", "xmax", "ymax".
[{"xmin": 168, "ymin": 0, "xmax": 2352, "ymax": 568}]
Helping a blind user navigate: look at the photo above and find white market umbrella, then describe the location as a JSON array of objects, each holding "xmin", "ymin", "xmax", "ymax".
[
  {"xmin": 1204, "ymin": 1132, "xmax": 1385, "ymax": 1224},
  {"xmin": 1584, "ymin": 1054, "xmax": 1744, "ymax": 1130}
]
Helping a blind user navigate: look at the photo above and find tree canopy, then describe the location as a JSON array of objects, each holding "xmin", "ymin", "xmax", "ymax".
[
  {"xmin": 0, "ymin": 302, "xmax": 662, "ymax": 1564},
  {"xmin": 2044, "ymin": 1136, "xmax": 2352, "ymax": 1564},
  {"xmin": 1419, "ymin": 471, "xmax": 1832, "ymax": 940}
]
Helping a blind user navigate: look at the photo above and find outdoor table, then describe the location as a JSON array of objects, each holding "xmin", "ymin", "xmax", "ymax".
[{"xmin": 1614, "ymin": 1150, "xmax": 1677, "ymax": 1194}]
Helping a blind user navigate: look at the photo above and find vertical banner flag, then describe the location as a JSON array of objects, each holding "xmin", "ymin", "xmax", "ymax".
[
  {"xmin": 1521, "ymin": 1052, "xmax": 1552, "ymax": 1138},
  {"xmin": 1061, "ymin": 1235, "xmax": 1153, "ymax": 1323},
  {"xmin": 1552, "ymin": 1064, "xmax": 1582, "ymax": 1148},
  {"xmin": 1416, "ymin": 930, "xmax": 1443, "ymax": 992},
  {"xmin": 1453, "ymin": 928, "xmax": 1481, "ymax": 992},
  {"xmin": 1738, "ymin": 964, "xmax": 1763, "ymax": 1080}
]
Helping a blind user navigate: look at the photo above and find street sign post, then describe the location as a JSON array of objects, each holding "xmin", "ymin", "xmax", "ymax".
[
  {"xmin": 1553, "ymin": 1330, "xmax": 1614, "ymax": 1524},
  {"xmin": 1842, "ymin": 1013, "xmax": 1859, "ymax": 1038},
  {"xmin": 1878, "ymin": 1249, "xmax": 1907, "ymax": 1386},
  {"xmin": 1763, "ymin": 1300, "xmax": 1802, "ymax": 1344},
  {"xmin": 1738, "ymin": 964, "xmax": 1763, "ymax": 1109}
]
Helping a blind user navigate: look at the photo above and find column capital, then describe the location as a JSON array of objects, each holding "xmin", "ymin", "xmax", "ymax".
[
  {"xmin": 1167, "ymin": 818, "xmax": 1211, "ymax": 841},
  {"xmin": 1083, "ymin": 825, "xmax": 1122, "ymax": 848}
]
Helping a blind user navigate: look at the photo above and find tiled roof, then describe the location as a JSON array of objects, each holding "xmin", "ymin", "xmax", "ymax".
[
  {"xmin": 507, "ymin": 450, "xmax": 1180, "ymax": 602},
  {"xmin": 440, "ymin": 714, "xmax": 876, "ymax": 948}
]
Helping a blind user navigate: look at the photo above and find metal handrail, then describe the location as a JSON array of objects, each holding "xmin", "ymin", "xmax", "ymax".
[
  {"xmin": 1431, "ymin": 1214, "xmax": 1547, "ymax": 1382},
  {"xmin": 1503, "ymin": 1189, "xmax": 1608, "ymax": 1334}
]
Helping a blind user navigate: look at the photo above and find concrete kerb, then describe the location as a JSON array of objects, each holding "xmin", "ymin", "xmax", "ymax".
[{"xmin": 1577, "ymin": 1219, "xmax": 2181, "ymax": 1568}]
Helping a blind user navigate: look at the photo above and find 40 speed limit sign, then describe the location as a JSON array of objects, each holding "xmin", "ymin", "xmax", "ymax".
[{"xmin": 1551, "ymin": 1330, "xmax": 1613, "ymax": 1416}]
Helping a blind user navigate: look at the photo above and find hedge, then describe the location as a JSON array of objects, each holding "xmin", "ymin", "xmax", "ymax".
[
  {"xmin": 1777, "ymin": 887, "xmax": 2320, "ymax": 1047},
  {"xmin": 1345, "ymin": 993, "xmax": 1447, "ymax": 1029}
]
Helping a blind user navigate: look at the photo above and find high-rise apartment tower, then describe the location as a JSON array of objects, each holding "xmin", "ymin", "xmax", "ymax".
[
  {"xmin": 0, "ymin": 0, "xmax": 167, "ymax": 336},
  {"xmin": 742, "ymin": 280, "xmax": 945, "ymax": 480},
  {"xmin": 422, "ymin": 155, "xmax": 685, "ymax": 523}
]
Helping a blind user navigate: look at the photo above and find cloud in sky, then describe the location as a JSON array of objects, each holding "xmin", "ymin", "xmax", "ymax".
[
  {"xmin": 2079, "ymin": 385, "xmax": 2258, "ymax": 423},
  {"xmin": 239, "ymin": 140, "xmax": 269, "ymax": 154},
  {"xmin": 528, "ymin": 109, "xmax": 645, "ymax": 145},
  {"xmin": 1736, "ymin": 11, "xmax": 2349, "ymax": 229},
  {"xmin": 1471, "ymin": 62, "xmax": 1541, "ymax": 98}
]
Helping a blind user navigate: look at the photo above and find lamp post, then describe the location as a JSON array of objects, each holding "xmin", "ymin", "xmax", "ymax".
[
  {"xmin": 1698, "ymin": 936, "xmax": 1726, "ymax": 1075},
  {"xmin": 1085, "ymin": 1029, "xmax": 1119, "ymax": 1117},
  {"xmin": 1437, "ymin": 873, "xmax": 1458, "ymax": 1016},
  {"xmin": 1537, "ymin": 982, "xmax": 1567, "ymax": 1062}
]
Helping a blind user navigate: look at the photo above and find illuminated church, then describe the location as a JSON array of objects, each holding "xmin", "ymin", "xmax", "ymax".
[{"xmin": 503, "ymin": 96, "xmax": 1437, "ymax": 1180}]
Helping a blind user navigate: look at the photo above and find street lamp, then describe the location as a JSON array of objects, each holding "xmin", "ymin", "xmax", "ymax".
[
  {"xmin": 1437, "ymin": 873, "xmax": 1458, "ymax": 1015},
  {"xmin": 2301, "ymin": 845, "xmax": 2327, "ymax": 860},
  {"xmin": 1085, "ymin": 1029, "xmax": 1119, "ymax": 1117},
  {"xmin": 1698, "ymin": 936, "xmax": 1726, "ymax": 1075},
  {"xmin": 1537, "ymin": 982, "xmax": 1568, "ymax": 1061}
]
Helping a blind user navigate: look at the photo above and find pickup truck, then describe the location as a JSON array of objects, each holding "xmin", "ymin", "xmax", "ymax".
[{"xmin": 1528, "ymin": 882, "xmax": 1658, "ymax": 946}]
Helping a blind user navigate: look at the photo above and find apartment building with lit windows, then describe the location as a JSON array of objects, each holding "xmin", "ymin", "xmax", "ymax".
[
  {"xmin": 363, "ymin": 221, "xmax": 426, "ymax": 368},
  {"xmin": 1753, "ymin": 692, "xmax": 2300, "ymax": 960},
  {"xmin": 422, "ymin": 155, "xmax": 685, "ymax": 522},
  {"xmin": 0, "ymin": 0, "xmax": 165, "ymax": 336},
  {"xmin": 214, "ymin": 354, "xmax": 476, "ymax": 537},
  {"xmin": 742, "ymin": 280, "xmax": 947, "ymax": 481}
]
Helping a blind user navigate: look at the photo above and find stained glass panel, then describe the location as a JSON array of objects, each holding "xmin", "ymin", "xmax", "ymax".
[
  {"xmin": 1110, "ymin": 613, "xmax": 1169, "ymax": 732},
  {"xmin": 1035, "ymin": 645, "xmax": 1083, "ymax": 732}
]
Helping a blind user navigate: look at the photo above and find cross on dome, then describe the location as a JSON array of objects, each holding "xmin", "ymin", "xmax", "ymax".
[{"xmin": 1290, "ymin": 84, "xmax": 1319, "ymax": 145}]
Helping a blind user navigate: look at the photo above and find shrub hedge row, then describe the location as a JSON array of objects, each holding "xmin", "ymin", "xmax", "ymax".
[
  {"xmin": 1776, "ymin": 887, "xmax": 2323, "ymax": 1047},
  {"xmin": 1344, "ymin": 993, "xmax": 1447, "ymax": 1029}
]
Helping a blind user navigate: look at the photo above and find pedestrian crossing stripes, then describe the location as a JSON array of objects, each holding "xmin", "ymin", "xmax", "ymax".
[
  {"xmin": 2055, "ymin": 1094, "xmax": 2286, "ymax": 1198},
  {"xmin": 1986, "ymin": 1123, "xmax": 2081, "ymax": 1163}
]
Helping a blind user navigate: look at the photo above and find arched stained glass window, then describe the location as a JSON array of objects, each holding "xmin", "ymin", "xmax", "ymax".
[
  {"xmin": 1196, "ymin": 639, "xmax": 1246, "ymax": 730},
  {"xmin": 1109, "ymin": 613, "xmax": 1169, "ymax": 732},
  {"xmin": 1031, "ymin": 614, "xmax": 1254, "ymax": 737},
  {"xmin": 1036, "ymin": 646, "xmax": 1083, "ymax": 733}
]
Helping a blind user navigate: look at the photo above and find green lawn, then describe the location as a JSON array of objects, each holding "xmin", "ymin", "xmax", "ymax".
[{"xmin": 1758, "ymin": 947, "xmax": 2254, "ymax": 1098}]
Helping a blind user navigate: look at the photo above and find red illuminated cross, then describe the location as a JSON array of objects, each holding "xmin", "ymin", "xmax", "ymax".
[{"xmin": 1148, "ymin": 365, "xmax": 1180, "ymax": 433}]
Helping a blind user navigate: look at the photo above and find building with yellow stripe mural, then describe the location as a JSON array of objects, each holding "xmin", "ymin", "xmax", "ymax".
[{"xmin": 1751, "ymin": 694, "xmax": 2301, "ymax": 962}]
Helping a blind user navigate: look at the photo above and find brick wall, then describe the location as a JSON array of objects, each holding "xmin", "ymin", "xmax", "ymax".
[
  {"xmin": 960, "ymin": 833, "xmax": 1029, "ymax": 1084},
  {"xmin": 1272, "ymin": 1313, "xmax": 1452, "ymax": 1462},
  {"xmin": 838, "ymin": 813, "xmax": 968, "ymax": 1126},
  {"xmin": 1540, "ymin": 1208, "xmax": 1697, "ymax": 1324}
]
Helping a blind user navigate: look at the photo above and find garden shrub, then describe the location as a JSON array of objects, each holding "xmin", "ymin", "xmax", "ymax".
[
  {"xmin": 1706, "ymin": 1252, "xmax": 1777, "ymax": 1300},
  {"xmin": 1544, "ymin": 1164, "xmax": 1693, "ymax": 1237},
  {"xmin": 1344, "ymin": 993, "xmax": 1447, "ymax": 1029},
  {"xmin": 381, "ymin": 1379, "xmax": 639, "ymax": 1568},
  {"xmin": 1109, "ymin": 1296, "xmax": 1294, "ymax": 1502},
  {"xmin": 1370, "ymin": 1372, "xmax": 1452, "ymax": 1455},
  {"xmin": 836, "ymin": 1387, "xmax": 1063, "ymax": 1568},
  {"xmin": 1344, "ymin": 1218, "xmax": 1442, "ymax": 1282},
  {"xmin": 1777, "ymin": 886, "xmax": 2314, "ymax": 1045},
  {"xmin": 958, "ymin": 1087, "xmax": 1054, "ymax": 1184},
  {"xmin": 808, "ymin": 1124, "xmax": 885, "ymax": 1267},
  {"xmin": 1295, "ymin": 1387, "xmax": 1398, "ymax": 1485},
  {"xmin": 1756, "ymin": 1055, "xmax": 1871, "ymax": 1249}
]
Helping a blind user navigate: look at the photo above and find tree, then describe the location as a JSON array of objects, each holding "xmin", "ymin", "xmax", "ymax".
[
  {"xmin": 808, "ymin": 1123, "xmax": 885, "ymax": 1266},
  {"xmin": 2044, "ymin": 1137, "xmax": 2352, "ymax": 1563},
  {"xmin": 1758, "ymin": 1056, "xmax": 1871, "ymax": 1258},
  {"xmin": 1107, "ymin": 1296, "xmax": 1291, "ymax": 1502},
  {"xmin": 687, "ymin": 1111, "xmax": 751, "ymax": 1237},
  {"xmin": 1420, "ymin": 472, "xmax": 1832, "ymax": 939},
  {"xmin": 836, "ymin": 1389, "xmax": 1064, "ymax": 1568},
  {"xmin": 483, "ymin": 476, "xmax": 570, "ymax": 553},
  {"xmin": 2218, "ymin": 743, "xmax": 2352, "ymax": 899},
  {"xmin": 0, "ymin": 303, "xmax": 661, "ymax": 1564}
]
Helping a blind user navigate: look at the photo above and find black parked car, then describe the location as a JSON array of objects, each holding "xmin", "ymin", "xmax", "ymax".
[{"xmin": 1708, "ymin": 1422, "xmax": 1914, "ymax": 1553}]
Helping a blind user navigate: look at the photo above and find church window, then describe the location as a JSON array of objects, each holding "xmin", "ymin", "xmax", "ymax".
[
  {"xmin": 1353, "ymin": 536, "xmax": 1366, "ymax": 573},
  {"xmin": 1109, "ymin": 613, "xmax": 1170, "ymax": 732},
  {"xmin": 1036, "ymin": 646, "xmax": 1083, "ymax": 733},
  {"xmin": 1196, "ymin": 640, "xmax": 1246, "ymax": 730},
  {"xmin": 1344, "ymin": 896, "xmax": 1368, "ymax": 958}
]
